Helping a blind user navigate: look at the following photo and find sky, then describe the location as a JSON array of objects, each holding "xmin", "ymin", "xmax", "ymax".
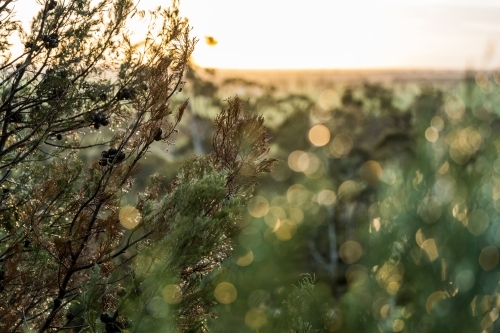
[{"xmin": 15, "ymin": 0, "xmax": 500, "ymax": 70}]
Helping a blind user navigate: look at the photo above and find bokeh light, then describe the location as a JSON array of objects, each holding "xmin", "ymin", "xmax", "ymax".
[
  {"xmin": 275, "ymin": 219, "xmax": 297, "ymax": 241},
  {"xmin": 214, "ymin": 282, "xmax": 237, "ymax": 304},
  {"xmin": 245, "ymin": 308, "xmax": 267, "ymax": 329},
  {"xmin": 431, "ymin": 116, "xmax": 444, "ymax": 131},
  {"xmin": 467, "ymin": 209, "xmax": 489, "ymax": 236},
  {"xmin": 346, "ymin": 264, "xmax": 368, "ymax": 289},
  {"xmin": 393, "ymin": 319, "xmax": 405, "ymax": 332},
  {"xmin": 288, "ymin": 206, "xmax": 304, "ymax": 224},
  {"xmin": 425, "ymin": 291, "xmax": 447, "ymax": 314},
  {"xmin": 119, "ymin": 205, "xmax": 141, "ymax": 229},
  {"xmin": 318, "ymin": 89, "xmax": 340, "ymax": 110},
  {"xmin": 288, "ymin": 150, "xmax": 310, "ymax": 172},
  {"xmin": 420, "ymin": 239, "xmax": 439, "ymax": 261},
  {"xmin": 264, "ymin": 205, "xmax": 287, "ymax": 229},
  {"xmin": 247, "ymin": 195, "xmax": 269, "ymax": 217},
  {"xmin": 317, "ymin": 190, "xmax": 337, "ymax": 206},
  {"xmin": 338, "ymin": 180, "xmax": 361, "ymax": 203},
  {"xmin": 287, "ymin": 184, "xmax": 310, "ymax": 205},
  {"xmin": 339, "ymin": 241, "xmax": 362, "ymax": 264},
  {"xmin": 236, "ymin": 250, "xmax": 254, "ymax": 266},
  {"xmin": 308, "ymin": 124, "xmax": 331, "ymax": 147},
  {"xmin": 359, "ymin": 160, "xmax": 382, "ymax": 185},
  {"xmin": 330, "ymin": 133, "xmax": 353, "ymax": 158},
  {"xmin": 479, "ymin": 246, "xmax": 499, "ymax": 271},
  {"xmin": 425, "ymin": 127, "xmax": 439, "ymax": 142},
  {"xmin": 310, "ymin": 103, "xmax": 332, "ymax": 123},
  {"xmin": 162, "ymin": 284, "xmax": 182, "ymax": 304}
]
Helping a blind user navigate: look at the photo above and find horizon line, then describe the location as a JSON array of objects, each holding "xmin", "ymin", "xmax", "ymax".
[{"xmin": 194, "ymin": 67, "xmax": 496, "ymax": 72}]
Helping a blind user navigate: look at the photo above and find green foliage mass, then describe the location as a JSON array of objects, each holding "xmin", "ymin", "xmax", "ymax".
[{"xmin": 189, "ymin": 70, "xmax": 500, "ymax": 333}]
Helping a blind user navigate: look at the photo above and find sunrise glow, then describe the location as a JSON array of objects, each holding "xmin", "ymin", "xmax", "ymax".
[{"xmin": 15, "ymin": 0, "xmax": 500, "ymax": 70}]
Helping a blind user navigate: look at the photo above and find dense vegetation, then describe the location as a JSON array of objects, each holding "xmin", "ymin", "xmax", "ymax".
[
  {"xmin": 0, "ymin": 1, "xmax": 276, "ymax": 332},
  {"xmin": 180, "ymin": 68, "xmax": 500, "ymax": 333},
  {"xmin": 2, "ymin": 0, "xmax": 500, "ymax": 332}
]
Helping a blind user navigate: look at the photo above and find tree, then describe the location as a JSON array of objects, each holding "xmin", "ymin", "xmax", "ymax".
[{"xmin": 0, "ymin": 1, "xmax": 276, "ymax": 332}]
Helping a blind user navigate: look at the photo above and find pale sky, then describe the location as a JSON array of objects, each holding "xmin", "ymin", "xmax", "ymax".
[{"xmin": 14, "ymin": 0, "xmax": 500, "ymax": 70}]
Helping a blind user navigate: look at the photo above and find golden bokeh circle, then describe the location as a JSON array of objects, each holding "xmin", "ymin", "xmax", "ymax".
[
  {"xmin": 288, "ymin": 150, "xmax": 309, "ymax": 172},
  {"xmin": 247, "ymin": 196, "xmax": 269, "ymax": 218},
  {"xmin": 308, "ymin": 124, "xmax": 331, "ymax": 147},
  {"xmin": 425, "ymin": 127, "xmax": 439, "ymax": 143},
  {"xmin": 420, "ymin": 239, "xmax": 439, "ymax": 261},
  {"xmin": 479, "ymin": 246, "xmax": 499, "ymax": 271},
  {"xmin": 359, "ymin": 160, "xmax": 382, "ymax": 185},
  {"xmin": 236, "ymin": 250, "xmax": 254, "ymax": 267},
  {"xmin": 317, "ymin": 190, "xmax": 337, "ymax": 205},
  {"xmin": 393, "ymin": 319, "xmax": 405, "ymax": 332},
  {"xmin": 162, "ymin": 284, "xmax": 182, "ymax": 304},
  {"xmin": 245, "ymin": 308, "xmax": 267, "ymax": 329},
  {"xmin": 431, "ymin": 116, "xmax": 444, "ymax": 131},
  {"xmin": 214, "ymin": 282, "xmax": 237, "ymax": 304},
  {"xmin": 330, "ymin": 133, "xmax": 353, "ymax": 157},
  {"xmin": 339, "ymin": 241, "xmax": 362, "ymax": 264},
  {"xmin": 338, "ymin": 180, "xmax": 361, "ymax": 203},
  {"xmin": 467, "ymin": 209, "xmax": 489, "ymax": 236},
  {"xmin": 119, "ymin": 205, "xmax": 141, "ymax": 229},
  {"xmin": 318, "ymin": 89, "xmax": 340, "ymax": 110},
  {"xmin": 426, "ymin": 291, "xmax": 447, "ymax": 314},
  {"xmin": 275, "ymin": 220, "xmax": 297, "ymax": 241}
]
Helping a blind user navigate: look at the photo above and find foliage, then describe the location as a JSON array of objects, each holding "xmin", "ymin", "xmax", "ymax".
[
  {"xmin": 0, "ymin": 1, "xmax": 275, "ymax": 332},
  {"xmin": 200, "ymin": 71, "xmax": 500, "ymax": 333},
  {"xmin": 275, "ymin": 274, "xmax": 328, "ymax": 333}
]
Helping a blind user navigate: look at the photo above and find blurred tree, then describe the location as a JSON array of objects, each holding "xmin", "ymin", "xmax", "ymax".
[{"xmin": 0, "ymin": 1, "xmax": 276, "ymax": 332}]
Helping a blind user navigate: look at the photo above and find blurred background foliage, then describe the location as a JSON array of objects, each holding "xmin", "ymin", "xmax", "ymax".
[{"xmin": 115, "ymin": 65, "xmax": 500, "ymax": 332}]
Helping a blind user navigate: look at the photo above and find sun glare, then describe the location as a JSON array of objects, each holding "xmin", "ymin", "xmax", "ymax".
[{"xmin": 13, "ymin": 1, "xmax": 500, "ymax": 70}]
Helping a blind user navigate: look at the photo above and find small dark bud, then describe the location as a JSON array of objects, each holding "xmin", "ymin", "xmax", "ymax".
[
  {"xmin": 154, "ymin": 128, "xmax": 162, "ymax": 141},
  {"xmin": 3, "ymin": 188, "xmax": 10, "ymax": 194},
  {"xmin": 42, "ymin": 34, "xmax": 59, "ymax": 49},
  {"xmin": 99, "ymin": 158, "xmax": 108, "ymax": 167},
  {"xmin": 116, "ymin": 88, "xmax": 135, "ymax": 100},
  {"xmin": 100, "ymin": 313, "xmax": 112, "ymax": 323},
  {"xmin": 53, "ymin": 298, "xmax": 62, "ymax": 309},
  {"xmin": 94, "ymin": 123, "xmax": 100, "ymax": 130},
  {"xmin": 66, "ymin": 312, "xmax": 74, "ymax": 320},
  {"xmin": 25, "ymin": 41, "xmax": 35, "ymax": 49},
  {"xmin": 116, "ymin": 152, "xmax": 125, "ymax": 162},
  {"xmin": 116, "ymin": 286, "xmax": 126, "ymax": 298},
  {"xmin": 56, "ymin": 134, "xmax": 62, "ymax": 140},
  {"xmin": 101, "ymin": 118, "xmax": 109, "ymax": 126},
  {"xmin": 99, "ymin": 93, "xmax": 107, "ymax": 101},
  {"xmin": 89, "ymin": 113, "xmax": 96, "ymax": 121},
  {"xmin": 48, "ymin": 1, "xmax": 57, "ymax": 10},
  {"xmin": 9, "ymin": 113, "xmax": 23, "ymax": 123},
  {"xmin": 108, "ymin": 148, "xmax": 118, "ymax": 155},
  {"xmin": 101, "ymin": 151, "xmax": 109, "ymax": 158},
  {"xmin": 24, "ymin": 240, "xmax": 30, "ymax": 248}
]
